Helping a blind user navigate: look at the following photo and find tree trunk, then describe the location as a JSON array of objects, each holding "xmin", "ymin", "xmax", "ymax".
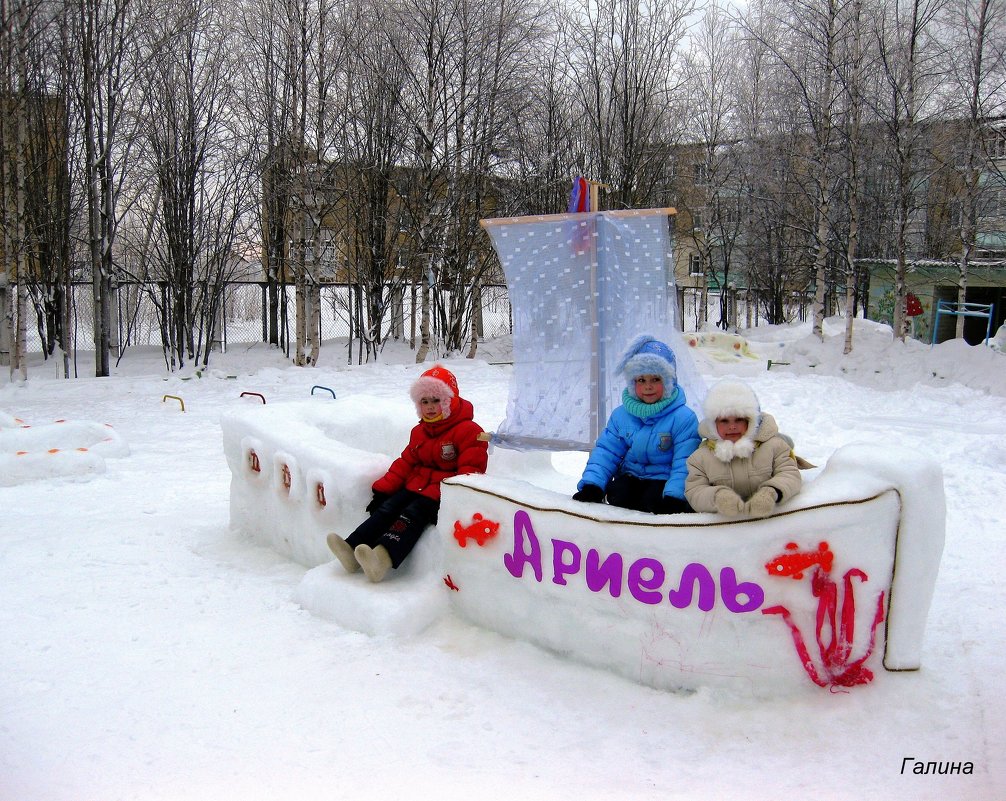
[
  {"xmin": 416, "ymin": 268, "xmax": 431, "ymax": 363},
  {"xmin": 467, "ymin": 279, "xmax": 481, "ymax": 359},
  {"xmin": 843, "ymin": 0, "xmax": 864, "ymax": 354}
]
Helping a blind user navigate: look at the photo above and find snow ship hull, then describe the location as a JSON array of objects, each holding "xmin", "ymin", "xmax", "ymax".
[
  {"xmin": 438, "ymin": 444, "xmax": 944, "ymax": 695},
  {"xmin": 223, "ymin": 398, "xmax": 944, "ymax": 694}
]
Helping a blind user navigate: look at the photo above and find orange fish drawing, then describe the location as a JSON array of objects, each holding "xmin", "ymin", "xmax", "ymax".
[
  {"xmin": 452, "ymin": 513, "xmax": 500, "ymax": 547},
  {"xmin": 765, "ymin": 540, "xmax": 833, "ymax": 580}
]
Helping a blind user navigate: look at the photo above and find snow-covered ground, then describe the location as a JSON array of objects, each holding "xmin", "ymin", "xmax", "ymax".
[{"xmin": 1, "ymin": 317, "xmax": 1003, "ymax": 801}]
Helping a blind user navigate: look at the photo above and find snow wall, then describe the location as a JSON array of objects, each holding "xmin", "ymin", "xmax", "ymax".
[{"xmin": 222, "ymin": 397, "xmax": 945, "ymax": 695}]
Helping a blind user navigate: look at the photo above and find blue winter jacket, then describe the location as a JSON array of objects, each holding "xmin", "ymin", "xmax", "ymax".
[{"xmin": 577, "ymin": 388, "xmax": 701, "ymax": 499}]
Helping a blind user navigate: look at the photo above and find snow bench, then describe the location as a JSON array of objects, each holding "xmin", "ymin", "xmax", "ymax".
[{"xmin": 223, "ymin": 398, "xmax": 945, "ymax": 694}]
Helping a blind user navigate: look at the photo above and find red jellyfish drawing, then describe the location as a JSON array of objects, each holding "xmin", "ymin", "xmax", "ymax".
[{"xmin": 762, "ymin": 541, "xmax": 886, "ymax": 689}]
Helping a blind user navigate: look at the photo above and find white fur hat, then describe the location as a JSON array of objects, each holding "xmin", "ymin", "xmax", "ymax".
[
  {"xmin": 703, "ymin": 381, "xmax": 760, "ymax": 431},
  {"xmin": 704, "ymin": 381, "xmax": 761, "ymax": 461}
]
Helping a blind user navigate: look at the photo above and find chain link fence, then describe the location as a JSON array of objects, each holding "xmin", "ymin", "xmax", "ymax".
[
  {"xmin": 23, "ymin": 281, "xmax": 802, "ymax": 361},
  {"xmin": 23, "ymin": 281, "xmax": 516, "ymax": 357}
]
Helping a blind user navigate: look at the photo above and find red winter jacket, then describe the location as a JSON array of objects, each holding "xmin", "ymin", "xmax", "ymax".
[{"xmin": 372, "ymin": 397, "xmax": 488, "ymax": 501}]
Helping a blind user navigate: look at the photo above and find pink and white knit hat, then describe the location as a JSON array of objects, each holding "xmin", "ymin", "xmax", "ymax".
[{"xmin": 409, "ymin": 365, "xmax": 460, "ymax": 419}]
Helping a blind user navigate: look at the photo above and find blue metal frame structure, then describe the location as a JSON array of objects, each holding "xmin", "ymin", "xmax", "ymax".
[{"xmin": 930, "ymin": 299, "xmax": 995, "ymax": 346}]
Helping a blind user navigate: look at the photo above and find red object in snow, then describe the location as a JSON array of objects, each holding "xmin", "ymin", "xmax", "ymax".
[
  {"xmin": 765, "ymin": 541, "xmax": 833, "ymax": 580},
  {"xmin": 452, "ymin": 513, "xmax": 500, "ymax": 547},
  {"xmin": 906, "ymin": 293, "xmax": 923, "ymax": 317},
  {"xmin": 763, "ymin": 543, "xmax": 886, "ymax": 689}
]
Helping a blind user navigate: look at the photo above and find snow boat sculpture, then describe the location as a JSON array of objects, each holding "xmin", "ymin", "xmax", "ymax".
[
  {"xmin": 221, "ymin": 394, "xmax": 945, "ymax": 693},
  {"xmin": 222, "ymin": 206, "xmax": 945, "ymax": 693},
  {"xmin": 437, "ymin": 444, "xmax": 945, "ymax": 694},
  {"xmin": 221, "ymin": 396, "xmax": 945, "ymax": 693}
]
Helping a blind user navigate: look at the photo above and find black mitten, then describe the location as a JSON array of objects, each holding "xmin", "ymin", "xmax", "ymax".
[
  {"xmin": 572, "ymin": 484, "xmax": 605, "ymax": 503},
  {"xmin": 366, "ymin": 491, "xmax": 390, "ymax": 514}
]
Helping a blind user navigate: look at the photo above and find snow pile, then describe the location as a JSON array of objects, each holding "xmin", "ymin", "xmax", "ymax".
[
  {"xmin": 683, "ymin": 330, "xmax": 763, "ymax": 362},
  {"xmin": 988, "ymin": 322, "xmax": 1006, "ymax": 353},
  {"xmin": 711, "ymin": 317, "xmax": 1006, "ymax": 397},
  {"xmin": 0, "ymin": 411, "xmax": 129, "ymax": 486}
]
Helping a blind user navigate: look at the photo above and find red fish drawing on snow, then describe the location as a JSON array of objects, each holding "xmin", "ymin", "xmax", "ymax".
[
  {"xmin": 452, "ymin": 513, "xmax": 500, "ymax": 547},
  {"xmin": 765, "ymin": 540, "xmax": 833, "ymax": 580}
]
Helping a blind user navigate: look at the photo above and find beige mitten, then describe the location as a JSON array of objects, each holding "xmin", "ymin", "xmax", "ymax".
[
  {"xmin": 714, "ymin": 488, "xmax": 745, "ymax": 516},
  {"xmin": 745, "ymin": 486, "xmax": 778, "ymax": 518}
]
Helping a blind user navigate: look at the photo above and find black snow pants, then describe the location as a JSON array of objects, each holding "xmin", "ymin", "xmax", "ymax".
[
  {"xmin": 605, "ymin": 474, "xmax": 692, "ymax": 515},
  {"xmin": 345, "ymin": 489, "xmax": 440, "ymax": 569}
]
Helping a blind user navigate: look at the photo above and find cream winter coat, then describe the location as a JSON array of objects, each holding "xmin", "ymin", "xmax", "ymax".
[{"xmin": 684, "ymin": 413, "xmax": 802, "ymax": 513}]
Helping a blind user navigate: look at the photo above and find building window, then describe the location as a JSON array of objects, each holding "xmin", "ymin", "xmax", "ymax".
[
  {"xmin": 980, "ymin": 185, "xmax": 1006, "ymax": 219},
  {"xmin": 719, "ymin": 204, "xmax": 739, "ymax": 226},
  {"xmin": 950, "ymin": 200, "xmax": 963, "ymax": 229},
  {"xmin": 689, "ymin": 253, "xmax": 704, "ymax": 276},
  {"xmin": 316, "ymin": 231, "xmax": 339, "ymax": 278},
  {"xmin": 986, "ymin": 131, "xmax": 1006, "ymax": 160}
]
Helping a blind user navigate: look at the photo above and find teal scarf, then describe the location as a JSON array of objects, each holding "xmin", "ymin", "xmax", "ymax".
[{"xmin": 622, "ymin": 387, "xmax": 677, "ymax": 419}]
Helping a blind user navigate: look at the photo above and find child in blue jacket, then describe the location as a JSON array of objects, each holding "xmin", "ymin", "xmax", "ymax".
[{"xmin": 572, "ymin": 334, "xmax": 701, "ymax": 514}]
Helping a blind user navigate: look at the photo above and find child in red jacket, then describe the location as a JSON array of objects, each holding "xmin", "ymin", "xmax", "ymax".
[{"xmin": 327, "ymin": 365, "xmax": 488, "ymax": 582}]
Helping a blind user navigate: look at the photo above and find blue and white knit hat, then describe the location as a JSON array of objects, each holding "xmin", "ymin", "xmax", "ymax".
[{"xmin": 617, "ymin": 334, "xmax": 678, "ymax": 399}]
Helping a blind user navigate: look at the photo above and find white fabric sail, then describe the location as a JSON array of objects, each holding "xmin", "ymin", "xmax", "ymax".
[{"xmin": 482, "ymin": 208, "xmax": 705, "ymax": 451}]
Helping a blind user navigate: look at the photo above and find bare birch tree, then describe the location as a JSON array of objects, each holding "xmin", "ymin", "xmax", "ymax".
[
  {"xmin": 386, "ymin": 0, "xmax": 544, "ymax": 361},
  {"xmin": 563, "ymin": 0, "xmax": 695, "ymax": 209},
  {"xmin": 0, "ymin": 0, "xmax": 33, "ymax": 380},
  {"xmin": 125, "ymin": 0, "xmax": 256, "ymax": 370},
  {"xmin": 680, "ymin": 2, "xmax": 746, "ymax": 329},
  {"xmin": 501, "ymin": 30, "xmax": 579, "ymax": 216},
  {"xmin": 236, "ymin": 0, "xmax": 306, "ymax": 355},
  {"xmin": 942, "ymin": 0, "xmax": 1005, "ymax": 338},
  {"xmin": 72, "ymin": 0, "xmax": 171, "ymax": 375},
  {"xmin": 331, "ymin": 0, "xmax": 410, "ymax": 364},
  {"xmin": 0, "ymin": 0, "xmax": 77, "ymax": 377},
  {"xmin": 872, "ymin": 0, "xmax": 946, "ymax": 341},
  {"xmin": 840, "ymin": 0, "xmax": 867, "ymax": 353},
  {"xmin": 744, "ymin": 0, "xmax": 852, "ymax": 340}
]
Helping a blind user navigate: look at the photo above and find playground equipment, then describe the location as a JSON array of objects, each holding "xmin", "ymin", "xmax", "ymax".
[{"xmin": 931, "ymin": 299, "xmax": 996, "ymax": 346}]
